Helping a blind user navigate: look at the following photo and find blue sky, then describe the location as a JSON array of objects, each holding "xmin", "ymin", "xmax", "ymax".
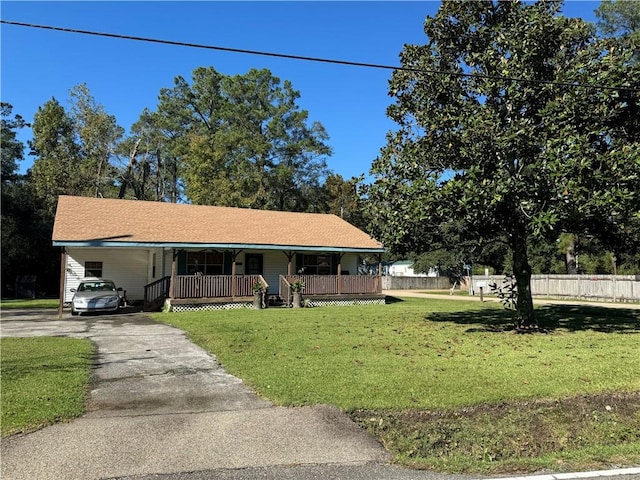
[{"xmin": 2, "ymin": 1, "xmax": 598, "ymax": 180}]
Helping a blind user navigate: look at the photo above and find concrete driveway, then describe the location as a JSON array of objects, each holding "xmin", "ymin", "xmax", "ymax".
[{"xmin": 0, "ymin": 309, "xmax": 388, "ymax": 480}]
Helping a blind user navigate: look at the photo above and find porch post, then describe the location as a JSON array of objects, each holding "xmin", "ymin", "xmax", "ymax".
[
  {"xmin": 58, "ymin": 247, "xmax": 66, "ymax": 319},
  {"xmin": 377, "ymin": 254, "xmax": 383, "ymax": 294},
  {"xmin": 230, "ymin": 250, "xmax": 242, "ymax": 298},
  {"xmin": 337, "ymin": 253, "xmax": 344, "ymax": 295},
  {"xmin": 231, "ymin": 252, "xmax": 236, "ymax": 298},
  {"xmin": 283, "ymin": 251, "xmax": 296, "ymax": 276},
  {"xmin": 169, "ymin": 249, "xmax": 178, "ymax": 299}
]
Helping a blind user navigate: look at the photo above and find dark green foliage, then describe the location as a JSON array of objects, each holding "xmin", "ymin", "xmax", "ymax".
[
  {"xmin": 140, "ymin": 67, "xmax": 332, "ymax": 210},
  {"xmin": 367, "ymin": 0, "xmax": 640, "ymax": 329},
  {"xmin": 29, "ymin": 85, "xmax": 123, "ymax": 214},
  {"xmin": 1, "ymin": 104, "xmax": 58, "ymax": 296},
  {"xmin": 68, "ymin": 84, "xmax": 123, "ymax": 199},
  {"xmin": 28, "ymin": 98, "xmax": 82, "ymax": 217},
  {"xmin": 489, "ymin": 274, "xmax": 519, "ymax": 323},
  {"xmin": 1, "ymin": 102, "xmax": 27, "ymax": 183},
  {"xmin": 1, "ymin": 181, "xmax": 59, "ymax": 297},
  {"xmin": 320, "ymin": 174, "xmax": 369, "ymax": 229},
  {"xmin": 596, "ymin": 0, "xmax": 640, "ymax": 37}
]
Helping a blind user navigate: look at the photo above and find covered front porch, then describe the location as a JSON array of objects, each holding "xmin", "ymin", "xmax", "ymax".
[{"xmin": 146, "ymin": 250, "xmax": 384, "ymax": 311}]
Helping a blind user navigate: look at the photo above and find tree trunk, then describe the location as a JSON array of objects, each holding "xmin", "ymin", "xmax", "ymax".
[
  {"xmin": 565, "ymin": 236, "xmax": 577, "ymax": 274},
  {"xmin": 512, "ymin": 231, "xmax": 537, "ymax": 331},
  {"xmin": 94, "ymin": 158, "xmax": 103, "ymax": 198},
  {"xmin": 119, "ymin": 138, "xmax": 141, "ymax": 199},
  {"xmin": 171, "ymin": 157, "xmax": 179, "ymax": 203}
]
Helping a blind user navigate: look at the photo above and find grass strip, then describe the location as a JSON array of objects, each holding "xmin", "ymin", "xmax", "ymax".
[
  {"xmin": 351, "ymin": 392, "xmax": 640, "ymax": 474},
  {"xmin": 1, "ymin": 336, "xmax": 93, "ymax": 437},
  {"xmin": 1, "ymin": 299, "xmax": 60, "ymax": 309}
]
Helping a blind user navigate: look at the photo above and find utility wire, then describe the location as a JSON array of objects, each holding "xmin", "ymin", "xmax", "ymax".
[{"xmin": 2, "ymin": 19, "xmax": 638, "ymax": 93}]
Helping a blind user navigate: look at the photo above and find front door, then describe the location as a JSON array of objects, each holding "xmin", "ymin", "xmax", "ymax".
[{"xmin": 245, "ymin": 254, "xmax": 264, "ymax": 276}]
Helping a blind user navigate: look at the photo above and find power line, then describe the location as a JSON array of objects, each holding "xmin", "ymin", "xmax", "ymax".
[{"xmin": 2, "ymin": 19, "xmax": 638, "ymax": 94}]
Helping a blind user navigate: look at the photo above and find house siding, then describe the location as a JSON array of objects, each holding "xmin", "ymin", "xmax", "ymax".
[
  {"xmin": 260, "ymin": 250, "xmax": 289, "ymax": 292},
  {"xmin": 341, "ymin": 254, "xmax": 359, "ymax": 276},
  {"xmin": 147, "ymin": 248, "xmax": 165, "ymax": 282},
  {"xmin": 65, "ymin": 248, "xmax": 150, "ymax": 302},
  {"xmin": 64, "ymin": 248, "xmax": 365, "ymax": 303},
  {"xmin": 163, "ymin": 249, "xmax": 173, "ymax": 278}
]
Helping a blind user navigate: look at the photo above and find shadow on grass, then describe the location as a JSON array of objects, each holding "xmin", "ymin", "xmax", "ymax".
[
  {"xmin": 1, "ymin": 353, "xmax": 94, "ymax": 379},
  {"xmin": 384, "ymin": 296, "xmax": 405, "ymax": 304},
  {"xmin": 427, "ymin": 304, "xmax": 640, "ymax": 334}
]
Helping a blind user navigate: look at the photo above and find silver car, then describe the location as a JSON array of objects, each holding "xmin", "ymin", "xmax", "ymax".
[{"xmin": 71, "ymin": 279, "xmax": 122, "ymax": 315}]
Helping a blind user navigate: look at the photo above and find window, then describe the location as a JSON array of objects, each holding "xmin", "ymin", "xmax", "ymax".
[
  {"xmin": 187, "ymin": 251, "xmax": 223, "ymax": 275},
  {"xmin": 84, "ymin": 261, "xmax": 103, "ymax": 278},
  {"xmin": 152, "ymin": 253, "xmax": 156, "ymax": 279},
  {"xmin": 300, "ymin": 254, "xmax": 335, "ymax": 275},
  {"xmin": 78, "ymin": 280, "xmax": 116, "ymax": 292}
]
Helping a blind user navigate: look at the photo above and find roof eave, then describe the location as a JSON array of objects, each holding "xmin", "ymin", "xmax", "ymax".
[{"xmin": 53, "ymin": 240, "xmax": 385, "ymax": 254}]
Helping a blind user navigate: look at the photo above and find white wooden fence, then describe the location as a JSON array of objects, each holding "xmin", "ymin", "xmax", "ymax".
[
  {"xmin": 382, "ymin": 276, "xmax": 453, "ymax": 291},
  {"xmin": 471, "ymin": 275, "xmax": 640, "ymax": 302}
]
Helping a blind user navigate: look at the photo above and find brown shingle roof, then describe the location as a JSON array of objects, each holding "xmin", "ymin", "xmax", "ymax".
[{"xmin": 52, "ymin": 196, "xmax": 384, "ymax": 252}]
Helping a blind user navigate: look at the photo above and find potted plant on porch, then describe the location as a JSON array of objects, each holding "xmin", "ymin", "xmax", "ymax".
[
  {"xmin": 290, "ymin": 280, "xmax": 305, "ymax": 308},
  {"xmin": 252, "ymin": 282, "xmax": 266, "ymax": 309}
]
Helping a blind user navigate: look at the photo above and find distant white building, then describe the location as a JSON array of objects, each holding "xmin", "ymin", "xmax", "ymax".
[{"xmin": 388, "ymin": 260, "xmax": 438, "ymax": 277}]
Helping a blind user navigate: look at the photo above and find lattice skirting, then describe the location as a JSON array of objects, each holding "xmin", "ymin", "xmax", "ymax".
[
  {"xmin": 307, "ymin": 298, "xmax": 386, "ymax": 307},
  {"xmin": 165, "ymin": 297, "xmax": 386, "ymax": 312},
  {"xmin": 168, "ymin": 301, "xmax": 252, "ymax": 312}
]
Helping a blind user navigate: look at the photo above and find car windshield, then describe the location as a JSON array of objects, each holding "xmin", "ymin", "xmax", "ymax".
[{"xmin": 78, "ymin": 281, "xmax": 116, "ymax": 292}]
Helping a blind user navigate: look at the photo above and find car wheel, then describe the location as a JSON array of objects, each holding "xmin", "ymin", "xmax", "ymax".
[{"xmin": 71, "ymin": 309, "xmax": 78, "ymax": 316}]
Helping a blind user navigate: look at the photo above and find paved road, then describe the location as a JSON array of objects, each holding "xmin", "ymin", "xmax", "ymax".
[
  {"xmin": 112, "ymin": 466, "xmax": 640, "ymax": 480},
  {"xmin": 1, "ymin": 308, "xmax": 638, "ymax": 480}
]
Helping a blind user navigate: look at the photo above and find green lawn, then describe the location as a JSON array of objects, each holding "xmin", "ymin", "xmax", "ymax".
[
  {"xmin": 156, "ymin": 298, "xmax": 639, "ymax": 409},
  {"xmin": 1, "ymin": 337, "xmax": 94, "ymax": 437},
  {"xmin": 156, "ymin": 297, "xmax": 640, "ymax": 473},
  {"xmin": 1, "ymin": 298, "xmax": 60, "ymax": 309}
]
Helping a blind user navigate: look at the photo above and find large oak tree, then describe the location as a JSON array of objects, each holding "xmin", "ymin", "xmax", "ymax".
[{"xmin": 367, "ymin": 0, "xmax": 639, "ymax": 330}]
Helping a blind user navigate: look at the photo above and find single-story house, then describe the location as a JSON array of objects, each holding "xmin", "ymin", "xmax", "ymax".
[{"xmin": 52, "ymin": 195, "xmax": 386, "ymax": 311}]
